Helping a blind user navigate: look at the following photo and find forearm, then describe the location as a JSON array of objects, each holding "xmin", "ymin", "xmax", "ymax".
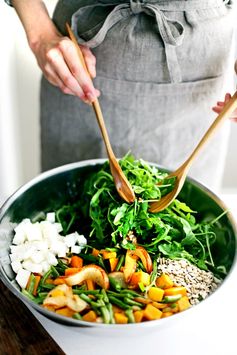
[{"xmin": 11, "ymin": 0, "xmax": 60, "ymax": 51}]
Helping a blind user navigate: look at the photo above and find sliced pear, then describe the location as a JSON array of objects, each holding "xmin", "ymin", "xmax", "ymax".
[
  {"xmin": 123, "ymin": 251, "xmax": 137, "ymax": 282},
  {"xmin": 65, "ymin": 264, "xmax": 109, "ymax": 289},
  {"xmin": 132, "ymin": 246, "xmax": 153, "ymax": 273}
]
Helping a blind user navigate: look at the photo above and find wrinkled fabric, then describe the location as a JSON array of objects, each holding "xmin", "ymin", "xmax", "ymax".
[{"xmin": 41, "ymin": 0, "xmax": 236, "ymax": 190}]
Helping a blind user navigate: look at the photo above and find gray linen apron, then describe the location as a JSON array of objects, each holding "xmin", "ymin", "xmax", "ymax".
[{"xmin": 40, "ymin": 0, "xmax": 236, "ymax": 189}]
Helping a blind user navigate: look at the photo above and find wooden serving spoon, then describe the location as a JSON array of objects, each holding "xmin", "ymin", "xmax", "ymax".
[
  {"xmin": 66, "ymin": 23, "xmax": 135, "ymax": 203},
  {"xmin": 149, "ymin": 91, "xmax": 237, "ymax": 213}
]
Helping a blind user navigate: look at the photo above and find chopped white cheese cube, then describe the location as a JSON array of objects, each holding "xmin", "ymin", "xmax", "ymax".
[
  {"xmin": 41, "ymin": 261, "xmax": 50, "ymax": 274},
  {"xmin": 40, "ymin": 221, "xmax": 58, "ymax": 242},
  {"xmin": 24, "ymin": 222, "xmax": 42, "ymax": 242},
  {"xmin": 14, "ymin": 219, "xmax": 31, "ymax": 234},
  {"xmin": 71, "ymin": 245, "xmax": 81, "ymax": 254},
  {"xmin": 64, "ymin": 233, "xmax": 77, "ymax": 248},
  {"xmin": 77, "ymin": 233, "xmax": 87, "ymax": 247},
  {"xmin": 32, "ymin": 240, "xmax": 49, "ymax": 252},
  {"xmin": 16, "ymin": 268, "xmax": 31, "ymax": 289},
  {"xmin": 46, "ymin": 251, "xmax": 58, "ymax": 266},
  {"xmin": 11, "ymin": 260, "xmax": 22, "ymax": 273},
  {"xmin": 12, "ymin": 230, "xmax": 26, "ymax": 245},
  {"xmin": 30, "ymin": 250, "xmax": 45, "ymax": 264},
  {"xmin": 22, "ymin": 259, "xmax": 43, "ymax": 273},
  {"xmin": 46, "ymin": 212, "xmax": 55, "ymax": 223},
  {"xmin": 54, "ymin": 222, "xmax": 63, "ymax": 233}
]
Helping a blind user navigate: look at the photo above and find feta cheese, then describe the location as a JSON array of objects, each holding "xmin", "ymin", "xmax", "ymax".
[
  {"xmin": 16, "ymin": 268, "xmax": 31, "ymax": 289},
  {"xmin": 46, "ymin": 251, "xmax": 58, "ymax": 266},
  {"xmin": 11, "ymin": 260, "xmax": 22, "ymax": 273},
  {"xmin": 11, "ymin": 215, "xmax": 86, "ymax": 286},
  {"xmin": 24, "ymin": 222, "xmax": 42, "ymax": 242},
  {"xmin": 71, "ymin": 245, "xmax": 81, "ymax": 254},
  {"xmin": 64, "ymin": 233, "xmax": 77, "ymax": 248},
  {"xmin": 46, "ymin": 212, "xmax": 55, "ymax": 223},
  {"xmin": 77, "ymin": 233, "xmax": 87, "ymax": 247},
  {"xmin": 55, "ymin": 223, "xmax": 63, "ymax": 233},
  {"xmin": 30, "ymin": 250, "xmax": 45, "ymax": 264}
]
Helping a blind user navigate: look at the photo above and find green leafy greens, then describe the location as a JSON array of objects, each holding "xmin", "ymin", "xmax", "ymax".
[{"xmin": 67, "ymin": 155, "xmax": 227, "ymax": 275}]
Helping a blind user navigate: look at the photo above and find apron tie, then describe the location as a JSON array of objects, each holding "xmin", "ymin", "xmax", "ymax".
[
  {"xmin": 71, "ymin": 1, "xmax": 185, "ymax": 83},
  {"xmin": 130, "ymin": 0, "xmax": 144, "ymax": 14}
]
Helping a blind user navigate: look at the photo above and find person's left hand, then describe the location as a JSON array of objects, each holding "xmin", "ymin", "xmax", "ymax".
[
  {"xmin": 212, "ymin": 61, "xmax": 237, "ymax": 121},
  {"xmin": 212, "ymin": 93, "xmax": 237, "ymax": 122}
]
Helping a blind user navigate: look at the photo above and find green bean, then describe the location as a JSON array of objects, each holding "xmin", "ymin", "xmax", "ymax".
[
  {"xmin": 107, "ymin": 290, "xmax": 128, "ymax": 298},
  {"xmin": 150, "ymin": 259, "xmax": 158, "ymax": 284},
  {"xmin": 57, "ymin": 259, "xmax": 69, "ymax": 271},
  {"xmin": 162, "ymin": 294, "xmax": 182, "ymax": 303},
  {"xmin": 100, "ymin": 306, "xmax": 111, "ymax": 324},
  {"xmin": 101, "ymin": 289, "xmax": 109, "ymax": 303},
  {"xmin": 51, "ymin": 265, "xmax": 60, "ymax": 278},
  {"xmin": 40, "ymin": 283, "xmax": 55, "ymax": 290},
  {"xmin": 125, "ymin": 309, "xmax": 135, "ymax": 323},
  {"xmin": 40, "ymin": 268, "xmax": 52, "ymax": 285},
  {"xmin": 22, "ymin": 289, "xmax": 38, "ymax": 303},
  {"xmin": 73, "ymin": 313, "xmax": 82, "ymax": 320},
  {"xmin": 108, "ymin": 296, "xmax": 130, "ymax": 310},
  {"xmin": 115, "ymin": 254, "xmax": 125, "ymax": 271},
  {"xmin": 38, "ymin": 292, "xmax": 48, "ymax": 299},
  {"xmin": 73, "ymin": 289, "xmax": 100, "ymax": 295},
  {"xmin": 123, "ymin": 297, "xmax": 143, "ymax": 307},
  {"xmin": 108, "ymin": 276, "xmax": 122, "ymax": 292},
  {"xmin": 107, "ymin": 303, "xmax": 115, "ymax": 324},
  {"xmin": 79, "ymin": 293, "xmax": 93, "ymax": 304},
  {"xmin": 91, "ymin": 299, "xmax": 105, "ymax": 308},
  {"xmin": 120, "ymin": 289, "xmax": 142, "ymax": 297}
]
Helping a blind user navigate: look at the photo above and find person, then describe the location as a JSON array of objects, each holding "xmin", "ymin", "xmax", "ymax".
[{"xmin": 5, "ymin": 0, "xmax": 237, "ymax": 190}]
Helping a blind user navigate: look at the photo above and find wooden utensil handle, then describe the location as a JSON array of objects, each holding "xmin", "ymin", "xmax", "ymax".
[{"xmin": 66, "ymin": 23, "xmax": 115, "ymax": 158}]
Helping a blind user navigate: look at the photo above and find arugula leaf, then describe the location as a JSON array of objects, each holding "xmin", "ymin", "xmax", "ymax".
[{"xmin": 55, "ymin": 154, "xmax": 227, "ymax": 275}]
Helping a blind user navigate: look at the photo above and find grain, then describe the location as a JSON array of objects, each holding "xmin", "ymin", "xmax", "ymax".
[{"xmin": 157, "ymin": 258, "xmax": 221, "ymax": 305}]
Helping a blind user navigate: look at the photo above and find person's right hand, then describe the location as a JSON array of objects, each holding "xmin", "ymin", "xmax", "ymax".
[{"xmin": 31, "ymin": 31, "xmax": 100, "ymax": 103}]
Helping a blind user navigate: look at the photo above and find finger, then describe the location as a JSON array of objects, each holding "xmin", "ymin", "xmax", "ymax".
[
  {"xmin": 224, "ymin": 93, "xmax": 231, "ymax": 103},
  {"xmin": 80, "ymin": 46, "xmax": 96, "ymax": 78},
  {"xmin": 43, "ymin": 63, "xmax": 75, "ymax": 95},
  {"xmin": 212, "ymin": 106, "xmax": 222, "ymax": 114},
  {"xmin": 58, "ymin": 38, "xmax": 98, "ymax": 101},
  {"xmin": 46, "ymin": 47, "xmax": 88, "ymax": 101}
]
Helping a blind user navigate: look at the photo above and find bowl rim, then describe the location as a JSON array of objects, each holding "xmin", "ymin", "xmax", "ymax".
[{"xmin": 0, "ymin": 158, "xmax": 237, "ymax": 329}]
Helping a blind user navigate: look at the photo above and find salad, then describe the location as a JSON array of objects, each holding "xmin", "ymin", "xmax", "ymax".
[{"xmin": 9, "ymin": 155, "xmax": 226, "ymax": 324}]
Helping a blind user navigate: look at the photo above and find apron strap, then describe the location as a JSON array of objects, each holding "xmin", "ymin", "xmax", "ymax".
[{"xmin": 70, "ymin": 0, "xmax": 224, "ymax": 83}]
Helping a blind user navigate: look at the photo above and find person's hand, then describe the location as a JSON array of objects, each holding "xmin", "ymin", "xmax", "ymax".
[
  {"xmin": 212, "ymin": 60, "xmax": 237, "ymax": 121},
  {"xmin": 31, "ymin": 31, "xmax": 100, "ymax": 103},
  {"xmin": 212, "ymin": 93, "xmax": 237, "ymax": 122}
]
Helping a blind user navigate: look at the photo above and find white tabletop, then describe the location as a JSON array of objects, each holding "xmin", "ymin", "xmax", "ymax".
[{"xmin": 30, "ymin": 194, "xmax": 237, "ymax": 355}]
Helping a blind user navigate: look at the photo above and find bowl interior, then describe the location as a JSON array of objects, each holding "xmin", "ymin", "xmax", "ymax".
[{"xmin": 0, "ymin": 160, "xmax": 236, "ymax": 327}]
